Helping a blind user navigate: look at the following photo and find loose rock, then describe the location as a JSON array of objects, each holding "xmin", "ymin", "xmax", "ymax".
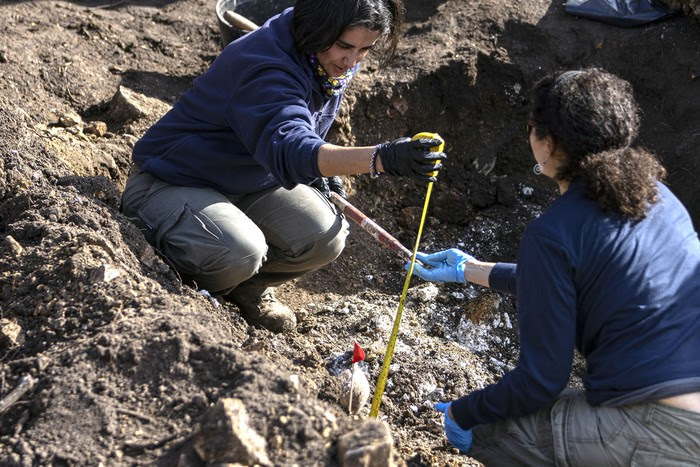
[
  {"xmin": 337, "ymin": 418, "xmax": 396, "ymax": 467},
  {"xmin": 338, "ymin": 368, "xmax": 370, "ymax": 415},
  {"xmin": 0, "ymin": 318, "xmax": 25, "ymax": 349},
  {"xmin": 193, "ymin": 398, "xmax": 271, "ymax": 466}
]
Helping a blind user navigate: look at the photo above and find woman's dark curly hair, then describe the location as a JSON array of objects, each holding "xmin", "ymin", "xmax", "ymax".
[
  {"xmin": 292, "ymin": 0, "xmax": 404, "ymax": 67},
  {"xmin": 530, "ymin": 68, "xmax": 666, "ymax": 220}
]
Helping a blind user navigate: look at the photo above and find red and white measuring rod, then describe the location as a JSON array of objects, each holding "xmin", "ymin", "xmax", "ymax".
[{"xmin": 329, "ymin": 192, "xmax": 414, "ymax": 261}]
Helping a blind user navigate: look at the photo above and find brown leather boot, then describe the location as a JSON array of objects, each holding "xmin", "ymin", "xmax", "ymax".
[{"xmin": 228, "ymin": 286, "xmax": 296, "ymax": 333}]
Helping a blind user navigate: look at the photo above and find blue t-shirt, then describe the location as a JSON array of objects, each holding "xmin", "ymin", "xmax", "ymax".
[
  {"xmin": 452, "ymin": 181, "xmax": 700, "ymax": 429},
  {"xmin": 132, "ymin": 8, "xmax": 342, "ymax": 194}
]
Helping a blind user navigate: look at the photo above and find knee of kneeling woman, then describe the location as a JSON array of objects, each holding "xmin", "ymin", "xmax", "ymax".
[
  {"xmin": 329, "ymin": 225, "xmax": 349, "ymax": 260},
  {"xmin": 197, "ymin": 244, "xmax": 268, "ymax": 294},
  {"xmin": 311, "ymin": 220, "xmax": 349, "ymax": 266}
]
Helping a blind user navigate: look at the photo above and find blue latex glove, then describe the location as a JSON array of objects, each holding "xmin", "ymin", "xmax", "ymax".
[
  {"xmin": 434, "ymin": 401, "xmax": 473, "ymax": 454},
  {"xmin": 406, "ymin": 249, "xmax": 474, "ymax": 283}
]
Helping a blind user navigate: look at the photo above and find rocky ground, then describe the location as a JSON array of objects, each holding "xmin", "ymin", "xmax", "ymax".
[{"xmin": 0, "ymin": 0, "xmax": 698, "ymax": 465}]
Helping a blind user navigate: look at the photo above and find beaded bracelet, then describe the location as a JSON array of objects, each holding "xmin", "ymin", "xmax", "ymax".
[{"xmin": 369, "ymin": 144, "xmax": 381, "ymax": 179}]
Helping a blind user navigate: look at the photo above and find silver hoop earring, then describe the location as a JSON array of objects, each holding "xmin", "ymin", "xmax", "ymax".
[{"xmin": 533, "ymin": 163, "xmax": 543, "ymax": 175}]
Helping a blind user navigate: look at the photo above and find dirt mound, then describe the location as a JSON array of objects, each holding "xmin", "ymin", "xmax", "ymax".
[
  {"xmin": 1, "ymin": 1, "xmax": 698, "ymax": 466},
  {"xmin": 662, "ymin": 0, "xmax": 700, "ymax": 18},
  {"xmin": 0, "ymin": 95, "xmax": 342, "ymax": 465}
]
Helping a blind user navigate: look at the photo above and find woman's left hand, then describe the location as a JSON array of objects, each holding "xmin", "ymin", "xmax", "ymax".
[
  {"xmin": 311, "ymin": 176, "xmax": 346, "ymax": 199},
  {"xmin": 434, "ymin": 401, "xmax": 473, "ymax": 454}
]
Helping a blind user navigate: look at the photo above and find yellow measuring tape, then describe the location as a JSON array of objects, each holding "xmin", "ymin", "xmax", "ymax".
[{"xmin": 369, "ymin": 132, "xmax": 444, "ymax": 418}]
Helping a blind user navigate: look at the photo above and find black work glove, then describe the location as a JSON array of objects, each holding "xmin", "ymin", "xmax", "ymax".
[
  {"xmin": 326, "ymin": 176, "xmax": 347, "ymax": 199},
  {"xmin": 311, "ymin": 176, "xmax": 347, "ymax": 199},
  {"xmin": 377, "ymin": 137, "xmax": 446, "ymax": 184}
]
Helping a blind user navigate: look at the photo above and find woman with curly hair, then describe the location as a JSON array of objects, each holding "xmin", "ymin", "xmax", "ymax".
[{"xmin": 413, "ymin": 68, "xmax": 700, "ymax": 465}]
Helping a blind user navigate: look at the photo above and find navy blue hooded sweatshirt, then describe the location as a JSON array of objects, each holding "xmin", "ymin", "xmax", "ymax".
[{"xmin": 132, "ymin": 8, "xmax": 340, "ymax": 194}]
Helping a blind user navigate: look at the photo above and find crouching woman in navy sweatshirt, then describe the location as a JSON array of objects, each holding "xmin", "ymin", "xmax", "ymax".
[
  {"xmin": 121, "ymin": 0, "xmax": 446, "ymax": 333},
  {"xmin": 412, "ymin": 68, "xmax": 700, "ymax": 465}
]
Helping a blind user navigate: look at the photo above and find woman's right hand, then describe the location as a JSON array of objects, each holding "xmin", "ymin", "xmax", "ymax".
[
  {"xmin": 407, "ymin": 249, "xmax": 474, "ymax": 283},
  {"xmin": 377, "ymin": 137, "xmax": 446, "ymax": 183}
]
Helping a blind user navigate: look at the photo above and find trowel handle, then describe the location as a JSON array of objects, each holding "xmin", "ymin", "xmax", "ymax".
[{"xmin": 223, "ymin": 10, "xmax": 259, "ymax": 32}]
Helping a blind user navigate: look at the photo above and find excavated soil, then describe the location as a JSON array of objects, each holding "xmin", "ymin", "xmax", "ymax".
[{"xmin": 0, "ymin": 0, "xmax": 698, "ymax": 465}]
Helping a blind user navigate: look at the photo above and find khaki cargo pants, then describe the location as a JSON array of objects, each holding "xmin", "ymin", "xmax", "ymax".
[
  {"xmin": 121, "ymin": 166, "xmax": 349, "ymax": 294},
  {"xmin": 470, "ymin": 389, "xmax": 700, "ymax": 466}
]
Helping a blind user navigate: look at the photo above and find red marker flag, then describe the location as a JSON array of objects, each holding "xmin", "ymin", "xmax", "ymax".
[{"xmin": 352, "ymin": 342, "xmax": 366, "ymax": 364}]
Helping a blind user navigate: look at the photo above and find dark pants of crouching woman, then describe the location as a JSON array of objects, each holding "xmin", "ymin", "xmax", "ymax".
[
  {"xmin": 121, "ymin": 166, "xmax": 349, "ymax": 294},
  {"xmin": 470, "ymin": 389, "xmax": 700, "ymax": 466}
]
